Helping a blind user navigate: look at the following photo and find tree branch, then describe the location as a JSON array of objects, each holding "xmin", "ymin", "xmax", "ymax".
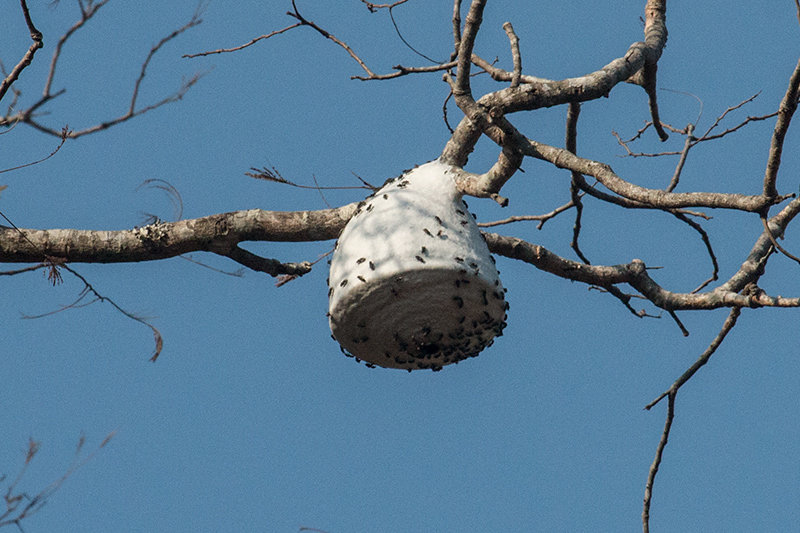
[
  {"xmin": 642, "ymin": 307, "xmax": 742, "ymax": 532},
  {"xmin": 763, "ymin": 56, "xmax": 800, "ymax": 199},
  {"xmin": 0, "ymin": 0, "xmax": 44, "ymax": 104}
]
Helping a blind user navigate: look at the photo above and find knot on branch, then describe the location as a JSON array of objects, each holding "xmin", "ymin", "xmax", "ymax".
[{"xmin": 629, "ymin": 258, "xmax": 647, "ymax": 276}]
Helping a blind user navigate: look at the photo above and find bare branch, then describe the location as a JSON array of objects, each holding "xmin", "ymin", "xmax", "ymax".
[
  {"xmin": 642, "ymin": 307, "xmax": 742, "ymax": 532},
  {"xmin": 760, "ymin": 216, "xmax": 800, "ymax": 264},
  {"xmin": 1, "ymin": 2, "xmax": 205, "ymax": 138},
  {"xmin": 1, "ymin": 433, "xmax": 115, "ymax": 530},
  {"xmin": 43, "ymin": 0, "xmax": 111, "ymax": 99},
  {"xmin": 0, "ymin": 125, "xmax": 70, "ymax": 174},
  {"xmin": 502, "ymin": 22, "xmax": 521, "ymax": 88},
  {"xmin": 520, "ymin": 136, "xmax": 791, "ymax": 212},
  {"xmin": 669, "ymin": 211, "xmax": 719, "ymax": 293},
  {"xmin": 477, "ymin": 200, "xmax": 576, "ymax": 229},
  {"xmin": 0, "ymin": 206, "xmax": 358, "ymax": 264},
  {"xmin": 719, "ymin": 197, "xmax": 800, "ymax": 294},
  {"xmin": 224, "ymin": 245, "xmax": 312, "ymax": 278},
  {"xmin": 483, "ymin": 232, "xmax": 800, "ymax": 311},
  {"xmin": 641, "ymin": 390, "xmax": 673, "ymax": 533},
  {"xmin": 0, "ymin": 0, "xmax": 44, "ymax": 103},
  {"xmin": 386, "ymin": 4, "xmax": 442, "ymax": 64},
  {"xmin": 130, "ymin": 4, "xmax": 205, "ymax": 115},
  {"xmin": 763, "ymin": 57, "xmax": 800, "ymax": 199},
  {"xmin": 453, "ymin": 0, "xmax": 486, "ymax": 99},
  {"xmin": 287, "ymin": 0, "xmax": 378, "ymax": 79},
  {"xmin": 182, "ymin": 23, "xmax": 302, "ymax": 58},
  {"xmin": 697, "ymin": 92, "xmax": 759, "ymax": 139},
  {"xmin": 565, "ymin": 102, "xmax": 590, "ymax": 263},
  {"xmin": 664, "ymin": 124, "xmax": 694, "ymax": 192}
]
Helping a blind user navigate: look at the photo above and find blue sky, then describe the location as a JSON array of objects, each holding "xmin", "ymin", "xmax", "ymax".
[{"xmin": 2, "ymin": 1, "xmax": 799, "ymax": 532}]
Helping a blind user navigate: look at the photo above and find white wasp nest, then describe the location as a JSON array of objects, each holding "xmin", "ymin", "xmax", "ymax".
[{"xmin": 328, "ymin": 159, "xmax": 508, "ymax": 371}]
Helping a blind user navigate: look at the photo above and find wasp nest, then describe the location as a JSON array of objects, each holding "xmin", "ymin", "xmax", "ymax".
[{"xmin": 328, "ymin": 159, "xmax": 508, "ymax": 371}]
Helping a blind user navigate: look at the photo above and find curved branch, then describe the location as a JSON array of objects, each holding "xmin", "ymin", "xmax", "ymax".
[{"xmin": 521, "ymin": 137, "xmax": 790, "ymax": 212}]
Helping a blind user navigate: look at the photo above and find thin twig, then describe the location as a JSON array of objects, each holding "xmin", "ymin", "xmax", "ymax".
[
  {"xmin": 0, "ymin": 433, "xmax": 115, "ymax": 530},
  {"xmin": 388, "ymin": 5, "xmax": 441, "ymax": 63},
  {"xmin": 665, "ymin": 124, "xmax": 694, "ymax": 192},
  {"xmin": 669, "ymin": 210, "xmax": 719, "ymax": 293},
  {"xmin": 642, "ymin": 307, "xmax": 742, "ymax": 532},
  {"xmin": 0, "ymin": 264, "xmax": 47, "ymax": 276},
  {"xmin": 761, "ymin": 216, "xmax": 800, "ymax": 264},
  {"xmin": 287, "ymin": 0, "xmax": 377, "ymax": 78},
  {"xmin": 179, "ymin": 254, "xmax": 245, "ymax": 277},
  {"xmin": 2, "ymin": 1, "xmax": 204, "ymax": 137},
  {"xmin": 43, "ymin": 0, "xmax": 111, "ymax": 99},
  {"xmin": 131, "ymin": 4, "xmax": 206, "ymax": 115},
  {"xmin": 182, "ymin": 23, "xmax": 302, "ymax": 58},
  {"xmin": 0, "ymin": 126, "xmax": 70, "ymax": 174},
  {"xmin": 565, "ymin": 102, "xmax": 590, "ymax": 263},
  {"xmin": 696, "ymin": 92, "xmax": 758, "ymax": 139},
  {"xmin": 477, "ymin": 201, "xmax": 576, "ymax": 228},
  {"xmin": 641, "ymin": 390, "xmax": 674, "ymax": 533},
  {"xmin": 0, "ymin": 208, "xmax": 164, "ymax": 361}
]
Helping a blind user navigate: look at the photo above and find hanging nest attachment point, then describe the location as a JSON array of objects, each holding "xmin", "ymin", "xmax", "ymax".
[{"xmin": 328, "ymin": 159, "xmax": 509, "ymax": 371}]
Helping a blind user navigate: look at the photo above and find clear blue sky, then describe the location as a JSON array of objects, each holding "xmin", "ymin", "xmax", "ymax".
[{"xmin": 2, "ymin": 1, "xmax": 799, "ymax": 532}]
